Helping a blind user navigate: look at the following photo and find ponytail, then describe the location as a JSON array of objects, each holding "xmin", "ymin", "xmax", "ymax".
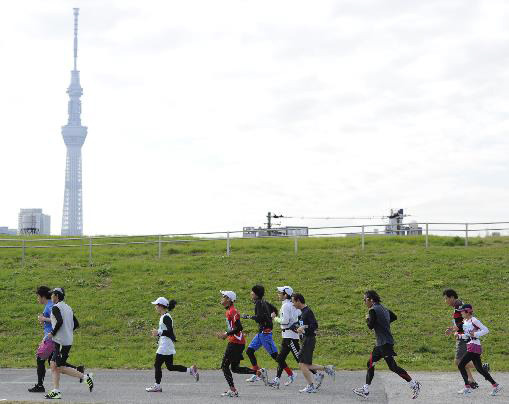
[{"xmin": 168, "ymin": 300, "xmax": 177, "ymax": 311}]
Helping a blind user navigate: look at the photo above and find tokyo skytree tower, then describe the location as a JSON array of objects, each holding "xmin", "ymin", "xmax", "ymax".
[{"xmin": 61, "ymin": 8, "xmax": 87, "ymax": 236}]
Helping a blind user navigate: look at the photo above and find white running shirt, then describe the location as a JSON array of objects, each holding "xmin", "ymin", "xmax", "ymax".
[
  {"xmin": 278, "ymin": 299, "xmax": 301, "ymax": 339},
  {"xmin": 157, "ymin": 313, "xmax": 176, "ymax": 355}
]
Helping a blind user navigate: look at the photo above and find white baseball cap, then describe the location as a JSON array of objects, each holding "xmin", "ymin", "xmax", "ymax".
[
  {"xmin": 220, "ymin": 290, "xmax": 236, "ymax": 302},
  {"xmin": 276, "ymin": 286, "xmax": 294, "ymax": 297},
  {"xmin": 151, "ymin": 297, "xmax": 169, "ymax": 307}
]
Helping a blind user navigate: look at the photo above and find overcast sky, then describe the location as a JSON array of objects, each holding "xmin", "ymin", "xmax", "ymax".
[{"xmin": 1, "ymin": 0, "xmax": 508, "ymax": 236}]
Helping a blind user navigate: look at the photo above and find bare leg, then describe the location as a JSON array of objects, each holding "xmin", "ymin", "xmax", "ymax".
[
  {"xmin": 50, "ymin": 362, "xmax": 60, "ymax": 389},
  {"xmin": 299, "ymin": 363, "xmax": 314, "ymax": 385},
  {"xmin": 59, "ymin": 367, "xmax": 85, "ymax": 379}
]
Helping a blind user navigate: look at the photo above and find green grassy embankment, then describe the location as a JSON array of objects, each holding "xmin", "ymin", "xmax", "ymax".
[{"xmin": 0, "ymin": 235, "xmax": 508, "ymax": 370}]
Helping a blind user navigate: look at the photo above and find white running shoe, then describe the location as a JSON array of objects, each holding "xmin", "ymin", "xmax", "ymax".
[
  {"xmin": 268, "ymin": 377, "xmax": 280, "ymax": 389},
  {"xmin": 44, "ymin": 389, "xmax": 62, "ymax": 400},
  {"xmin": 245, "ymin": 374, "xmax": 261, "ymax": 383},
  {"xmin": 324, "ymin": 365, "xmax": 336, "ymax": 380},
  {"xmin": 284, "ymin": 374, "xmax": 296, "ymax": 386},
  {"xmin": 221, "ymin": 389, "xmax": 239, "ymax": 397},
  {"xmin": 490, "ymin": 384, "xmax": 502, "ymax": 396},
  {"xmin": 314, "ymin": 373, "xmax": 325, "ymax": 390},
  {"xmin": 299, "ymin": 384, "xmax": 317, "ymax": 393},
  {"xmin": 353, "ymin": 387, "xmax": 369, "ymax": 399},
  {"xmin": 460, "ymin": 387, "xmax": 473, "ymax": 396},
  {"xmin": 258, "ymin": 368, "xmax": 268, "ymax": 386},
  {"xmin": 190, "ymin": 365, "xmax": 199, "ymax": 382},
  {"xmin": 145, "ymin": 384, "xmax": 162, "ymax": 392},
  {"xmin": 411, "ymin": 381, "xmax": 421, "ymax": 399}
]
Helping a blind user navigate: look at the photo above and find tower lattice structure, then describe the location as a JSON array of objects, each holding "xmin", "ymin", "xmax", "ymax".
[{"xmin": 61, "ymin": 8, "xmax": 87, "ymax": 236}]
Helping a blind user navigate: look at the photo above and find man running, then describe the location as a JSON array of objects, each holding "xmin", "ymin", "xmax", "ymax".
[
  {"xmin": 241, "ymin": 285, "xmax": 280, "ymax": 383},
  {"xmin": 443, "ymin": 288, "xmax": 488, "ymax": 391},
  {"xmin": 353, "ymin": 290, "xmax": 421, "ymax": 400},
  {"xmin": 268, "ymin": 286, "xmax": 324, "ymax": 389},
  {"xmin": 218, "ymin": 290, "xmax": 268, "ymax": 397},
  {"xmin": 44, "ymin": 288, "xmax": 94, "ymax": 400},
  {"xmin": 291, "ymin": 293, "xmax": 335, "ymax": 393}
]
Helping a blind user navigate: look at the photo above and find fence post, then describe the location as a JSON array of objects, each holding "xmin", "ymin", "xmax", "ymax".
[
  {"xmin": 361, "ymin": 226, "xmax": 365, "ymax": 250},
  {"xmin": 226, "ymin": 232, "xmax": 231, "ymax": 257},
  {"xmin": 465, "ymin": 223, "xmax": 469, "ymax": 247},
  {"xmin": 294, "ymin": 237, "xmax": 298, "ymax": 255},
  {"xmin": 88, "ymin": 236, "xmax": 93, "ymax": 267},
  {"xmin": 22, "ymin": 239, "xmax": 26, "ymax": 267},
  {"xmin": 158, "ymin": 235, "xmax": 162, "ymax": 259},
  {"xmin": 425, "ymin": 224, "xmax": 429, "ymax": 248}
]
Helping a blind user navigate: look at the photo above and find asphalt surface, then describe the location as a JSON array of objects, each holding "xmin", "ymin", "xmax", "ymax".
[{"xmin": 0, "ymin": 368, "xmax": 507, "ymax": 403}]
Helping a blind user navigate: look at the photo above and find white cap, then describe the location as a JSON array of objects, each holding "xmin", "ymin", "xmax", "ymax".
[
  {"xmin": 220, "ymin": 290, "xmax": 236, "ymax": 302},
  {"xmin": 151, "ymin": 297, "xmax": 169, "ymax": 307},
  {"xmin": 276, "ymin": 286, "xmax": 293, "ymax": 297}
]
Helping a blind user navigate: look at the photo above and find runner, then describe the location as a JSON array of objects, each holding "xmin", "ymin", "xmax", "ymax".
[
  {"xmin": 44, "ymin": 288, "xmax": 94, "ymax": 400},
  {"xmin": 217, "ymin": 290, "xmax": 268, "ymax": 397},
  {"xmin": 28, "ymin": 286, "xmax": 54, "ymax": 393},
  {"xmin": 145, "ymin": 297, "xmax": 199, "ymax": 393},
  {"xmin": 268, "ymin": 286, "xmax": 324, "ymax": 389},
  {"xmin": 456, "ymin": 304, "xmax": 502, "ymax": 396},
  {"xmin": 442, "ymin": 288, "xmax": 487, "ymax": 391},
  {"xmin": 290, "ymin": 293, "xmax": 335, "ymax": 393},
  {"xmin": 241, "ymin": 285, "xmax": 280, "ymax": 383},
  {"xmin": 353, "ymin": 290, "xmax": 421, "ymax": 400}
]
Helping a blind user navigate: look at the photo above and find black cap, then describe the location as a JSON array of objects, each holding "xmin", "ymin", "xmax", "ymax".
[
  {"xmin": 51, "ymin": 288, "xmax": 65, "ymax": 299},
  {"xmin": 460, "ymin": 304, "xmax": 473, "ymax": 312},
  {"xmin": 252, "ymin": 285, "xmax": 265, "ymax": 298}
]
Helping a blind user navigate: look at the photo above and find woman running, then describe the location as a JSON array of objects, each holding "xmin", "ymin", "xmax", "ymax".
[
  {"xmin": 457, "ymin": 304, "xmax": 502, "ymax": 396},
  {"xmin": 145, "ymin": 297, "xmax": 199, "ymax": 393}
]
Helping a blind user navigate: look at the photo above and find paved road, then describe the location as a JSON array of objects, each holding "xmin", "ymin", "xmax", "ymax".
[{"xmin": 0, "ymin": 368, "xmax": 506, "ymax": 403}]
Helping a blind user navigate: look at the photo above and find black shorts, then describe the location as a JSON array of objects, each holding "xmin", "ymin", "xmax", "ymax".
[
  {"xmin": 370, "ymin": 344, "xmax": 397, "ymax": 364},
  {"xmin": 298, "ymin": 335, "xmax": 316, "ymax": 365},
  {"xmin": 50, "ymin": 343, "xmax": 72, "ymax": 367},
  {"xmin": 224, "ymin": 343, "xmax": 245, "ymax": 364}
]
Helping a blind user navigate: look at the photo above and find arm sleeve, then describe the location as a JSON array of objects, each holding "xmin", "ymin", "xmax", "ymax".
[
  {"xmin": 473, "ymin": 318, "xmax": 489, "ymax": 338},
  {"xmin": 389, "ymin": 310, "xmax": 397, "ymax": 322},
  {"xmin": 226, "ymin": 319, "xmax": 243, "ymax": 336},
  {"xmin": 161, "ymin": 315, "xmax": 177, "ymax": 342},
  {"xmin": 51, "ymin": 306, "xmax": 63, "ymax": 335},
  {"xmin": 366, "ymin": 309, "xmax": 376, "ymax": 329},
  {"xmin": 73, "ymin": 315, "xmax": 80, "ymax": 331}
]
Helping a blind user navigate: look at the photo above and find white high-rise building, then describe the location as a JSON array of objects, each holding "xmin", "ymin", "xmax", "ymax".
[
  {"xmin": 61, "ymin": 8, "xmax": 87, "ymax": 236},
  {"xmin": 18, "ymin": 209, "xmax": 51, "ymax": 235}
]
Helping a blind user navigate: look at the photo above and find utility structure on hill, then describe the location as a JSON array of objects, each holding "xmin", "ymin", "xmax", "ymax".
[{"xmin": 61, "ymin": 8, "xmax": 87, "ymax": 236}]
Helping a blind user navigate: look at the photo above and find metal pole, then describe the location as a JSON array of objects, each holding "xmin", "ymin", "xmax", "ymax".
[
  {"xmin": 465, "ymin": 223, "xmax": 469, "ymax": 247},
  {"xmin": 425, "ymin": 224, "xmax": 429, "ymax": 248},
  {"xmin": 88, "ymin": 236, "xmax": 92, "ymax": 266},
  {"xmin": 158, "ymin": 235, "xmax": 162, "ymax": 259},
  {"xmin": 226, "ymin": 232, "xmax": 231, "ymax": 256},
  {"xmin": 22, "ymin": 239, "xmax": 26, "ymax": 267},
  {"xmin": 361, "ymin": 226, "xmax": 365, "ymax": 250},
  {"xmin": 294, "ymin": 237, "xmax": 298, "ymax": 255}
]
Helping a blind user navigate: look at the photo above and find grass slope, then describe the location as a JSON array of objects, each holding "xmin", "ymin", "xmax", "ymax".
[{"xmin": 1, "ymin": 235, "xmax": 508, "ymax": 371}]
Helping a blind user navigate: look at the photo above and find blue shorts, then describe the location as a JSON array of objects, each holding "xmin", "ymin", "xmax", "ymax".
[{"xmin": 248, "ymin": 332, "xmax": 278, "ymax": 355}]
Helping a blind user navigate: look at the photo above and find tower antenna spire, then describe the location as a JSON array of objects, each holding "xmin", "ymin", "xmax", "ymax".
[{"xmin": 73, "ymin": 8, "xmax": 79, "ymax": 70}]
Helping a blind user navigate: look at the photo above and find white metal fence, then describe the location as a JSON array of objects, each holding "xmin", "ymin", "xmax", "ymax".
[{"xmin": 0, "ymin": 221, "xmax": 508, "ymax": 267}]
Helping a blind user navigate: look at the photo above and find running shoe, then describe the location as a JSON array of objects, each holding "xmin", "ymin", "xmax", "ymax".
[
  {"xmin": 146, "ymin": 384, "xmax": 162, "ymax": 392},
  {"xmin": 411, "ymin": 381, "xmax": 421, "ymax": 399},
  {"xmin": 314, "ymin": 373, "xmax": 325, "ymax": 390},
  {"xmin": 483, "ymin": 363, "xmax": 491, "ymax": 373},
  {"xmin": 245, "ymin": 374, "xmax": 261, "ymax": 383},
  {"xmin": 44, "ymin": 389, "xmax": 62, "ymax": 399},
  {"xmin": 258, "ymin": 368, "xmax": 268, "ymax": 386},
  {"xmin": 459, "ymin": 387, "xmax": 473, "ymax": 395},
  {"xmin": 190, "ymin": 365, "xmax": 199, "ymax": 382},
  {"xmin": 28, "ymin": 384, "xmax": 45, "ymax": 393},
  {"xmin": 299, "ymin": 384, "xmax": 317, "ymax": 393},
  {"xmin": 77, "ymin": 365, "xmax": 85, "ymax": 383},
  {"xmin": 353, "ymin": 387, "xmax": 369, "ymax": 399},
  {"xmin": 85, "ymin": 373, "xmax": 94, "ymax": 392},
  {"xmin": 221, "ymin": 389, "xmax": 239, "ymax": 397},
  {"xmin": 268, "ymin": 377, "xmax": 280, "ymax": 389},
  {"xmin": 490, "ymin": 384, "xmax": 502, "ymax": 396},
  {"xmin": 470, "ymin": 381, "xmax": 479, "ymax": 389},
  {"xmin": 284, "ymin": 374, "xmax": 296, "ymax": 386},
  {"xmin": 324, "ymin": 365, "xmax": 336, "ymax": 380}
]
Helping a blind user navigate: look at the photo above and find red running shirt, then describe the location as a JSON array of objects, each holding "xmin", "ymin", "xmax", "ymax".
[{"xmin": 225, "ymin": 305, "xmax": 245, "ymax": 345}]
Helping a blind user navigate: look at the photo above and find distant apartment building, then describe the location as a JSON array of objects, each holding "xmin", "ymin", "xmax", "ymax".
[
  {"xmin": 0, "ymin": 227, "xmax": 17, "ymax": 235},
  {"xmin": 18, "ymin": 209, "xmax": 51, "ymax": 235}
]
